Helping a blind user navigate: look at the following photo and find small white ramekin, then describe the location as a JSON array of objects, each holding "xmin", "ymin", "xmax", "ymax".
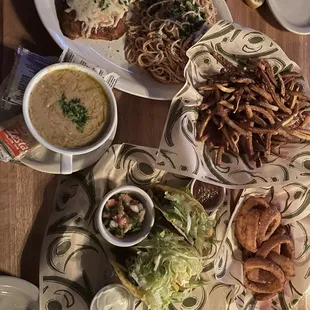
[
  {"xmin": 90, "ymin": 284, "xmax": 135, "ymax": 310},
  {"xmin": 22, "ymin": 63, "xmax": 118, "ymax": 175},
  {"xmin": 96, "ymin": 185, "xmax": 155, "ymax": 247}
]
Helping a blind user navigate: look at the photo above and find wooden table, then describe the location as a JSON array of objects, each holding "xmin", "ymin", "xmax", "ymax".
[{"xmin": 0, "ymin": 0, "xmax": 309, "ymax": 307}]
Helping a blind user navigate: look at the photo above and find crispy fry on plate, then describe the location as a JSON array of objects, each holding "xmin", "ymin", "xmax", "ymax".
[{"xmin": 195, "ymin": 51, "xmax": 310, "ymax": 167}]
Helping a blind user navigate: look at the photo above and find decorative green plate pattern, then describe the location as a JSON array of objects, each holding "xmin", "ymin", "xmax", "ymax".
[
  {"xmin": 157, "ymin": 21, "xmax": 310, "ymax": 189},
  {"xmin": 40, "ymin": 144, "xmax": 231, "ymax": 310}
]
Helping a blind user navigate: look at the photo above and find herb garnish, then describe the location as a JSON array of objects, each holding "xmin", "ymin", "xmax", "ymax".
[
  {"xmin": 94, "ymin": 0, "xmax": 111, "ymax": 10},
  {"xmin": 59, "ymin": 93, "xmax": 88, "ymax": 133},
  {"xmin": 167, "ymin": 0, "xmax": 205, "ymax": 37}
]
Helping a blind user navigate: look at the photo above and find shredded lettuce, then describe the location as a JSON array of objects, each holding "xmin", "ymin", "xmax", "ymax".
[
  {"xmin": 127, "ymin": 230, "xmax": 203, "ymax": 310},
  {"xmin": 163, "ymin": 191, "xmax": 214, "ymax": 255}
]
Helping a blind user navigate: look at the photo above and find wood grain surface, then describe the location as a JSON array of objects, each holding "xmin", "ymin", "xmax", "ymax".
[{"xmin": 0, "ymin": 0, "xmax": 309, "ymax": 307}]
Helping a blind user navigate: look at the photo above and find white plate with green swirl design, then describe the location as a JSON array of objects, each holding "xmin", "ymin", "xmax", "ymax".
[
  {"xmin": 39, "ymin": 143, "xmax": 232, "ymax": 310},
  {"xmin": 157, "ymin": 21, "xmax": 310, "ymax": 188},
  {"xmin": 34, "ymin": 0, "xmax": 232, "ymax": 100}
]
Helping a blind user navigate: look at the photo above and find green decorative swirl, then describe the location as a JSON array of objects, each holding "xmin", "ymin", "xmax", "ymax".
[
  {"xmin": 198, "ymin": 24, "xmax": 235, "ymax": 43},
  {"xmin": 215, "ymin": 42, "xmax": 279, "ymax": 61},
  {"xmin": 230, "ymin": 29, "xmax": 242, "ymax": 42},
  {"xmin": 243, "ymin": 297, "xmax": 257, "ymax": 310},
  {"xmin": 228, "ymin": 170, "xmax": 267, "ymax": 183},
  {"xmin": 181, "ymin": 116, "xmax": 198, "ymax": 147},
  {"xmin": 47, "ymin": 213, "xmax": 105, "ymax": 252},
  {"xmin": 290, "ymin": 151, "xmax": 310, "ymax": 164},
  {"xmin": 44, "ymin": 272, "xmax": 93, "ymax": 306},
  {"xmin": 165, "ymin": 99, "xmax": 197, "ymax": 147},
  {"xmin": 282, "ymin": 190, "xmax": 310, "ymax": 220},
  {"xmin": 278, "ymin": 291, "xmax": 290, "ymax": 310}
]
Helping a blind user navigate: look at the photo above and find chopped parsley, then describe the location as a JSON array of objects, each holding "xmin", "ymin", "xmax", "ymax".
[
  {"xmin": 59, "ymin": 93, "xmax": 88, "ymax": 133},
  {"xmin": 166, "ymin": 0, "xmax": 205, "ymax": 37},
  {"xmin": 94, "ymin": 0, "xmax": 111, "ymax": 10}
]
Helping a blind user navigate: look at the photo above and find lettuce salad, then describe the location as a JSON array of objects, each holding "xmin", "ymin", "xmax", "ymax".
[{"xmin": 128, "ymin": 230, "xmax": 203, "ymax": 310}]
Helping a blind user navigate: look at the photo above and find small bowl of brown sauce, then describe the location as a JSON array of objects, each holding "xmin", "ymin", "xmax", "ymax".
[{"xmin": 190, "ymin": 179, "xmax": 226, "ymax": 212}]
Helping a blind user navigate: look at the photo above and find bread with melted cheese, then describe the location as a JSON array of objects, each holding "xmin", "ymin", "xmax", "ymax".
[{"xmin": 58, "ymin": 2, "xmax": 127, "ymax": 40}]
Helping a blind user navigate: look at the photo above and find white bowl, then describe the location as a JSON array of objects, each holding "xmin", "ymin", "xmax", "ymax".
[
  {"xmin": 96, "ymin": 185, "xmax": 155, "ymax": 247},
  {"xmin": 22, "ymin": 63, "xmax": 118, "ymax": 174},
  {"xmin": 190, "ymin": 179, "xmax": 226, "ymax": 212},
  {"xmin": 90, "ymin": 284, "xmax": 135, "ymax": 310}
]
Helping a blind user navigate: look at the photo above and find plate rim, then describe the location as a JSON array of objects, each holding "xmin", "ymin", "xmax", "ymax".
[
  {"xmin": 267, "ymin": 0, "xmax": 310, "ymax": 35},
  {"xmin": 34, "ymin": 0, "xmax": 233, "ymax": 100},
  {"xmin": 0, "ymin": 275, "xmax": 39, "ymax": 301},
  {"xmin": 21, "ymin": 123, "xmax": 117, "ymax": 174}
]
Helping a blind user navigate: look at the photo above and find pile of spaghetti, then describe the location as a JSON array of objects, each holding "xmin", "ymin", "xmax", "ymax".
[{"xmin": 125, "ymin": 0, "xmax": 217, "ymax": 84}]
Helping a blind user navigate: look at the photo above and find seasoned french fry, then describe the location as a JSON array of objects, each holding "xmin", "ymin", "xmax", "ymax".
[{"xmin": 195, "ymin": 51, "xmax": 310, "ymax": 166}]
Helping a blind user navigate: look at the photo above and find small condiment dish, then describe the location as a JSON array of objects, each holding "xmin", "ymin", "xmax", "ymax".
[
  {"xmin": 90, "ymin": 284, "xmax": 135, "ymax": 310},
  {"xmin": 23, "ymin": 63, "xmax": 118, "ymax": 175},
  {"xmin": 96, "ymin": 185, "xmax": 155, "ymax": 247},
  {"xmin": 190, "ymin": 179, "xmax": 226, "ymax": 212}
]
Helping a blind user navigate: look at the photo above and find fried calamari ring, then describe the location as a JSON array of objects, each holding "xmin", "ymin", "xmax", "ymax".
[
  {"xmin": 235, "ymin": 197, "xmax": 282, "ymax": 252},
  {"xmin": 256, "ymin": 206, "xmax": 281, "ymax": 247},
  {"xmin": 235, "ymin": 209, "xmax": 261, "ymax": 252},
  {"xmin": 270, "ymin": 226, "xmax": 287, "ymax": 254},
  {"xmin": 256, "ymin": 235, "xmax": 295, "ymax": 260},
  {"xmin": 247, "ymin": 269, "xmax": 276, "ymax": 284},
  {"xmin": 267, "ymin": 252, "xmax": 295, "ymax": 279},
  {"xmin": 244, "ymin": 258, "xmax": 285, "ymax": 294},
  {"xmin": 238, "ymin": 196, "xmax": 270, "ymax": 215}
]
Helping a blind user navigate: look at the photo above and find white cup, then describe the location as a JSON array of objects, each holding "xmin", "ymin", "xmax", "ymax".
[{"xmin": 23, "ymin": 63, "xmax": 118, "ymax": 174}]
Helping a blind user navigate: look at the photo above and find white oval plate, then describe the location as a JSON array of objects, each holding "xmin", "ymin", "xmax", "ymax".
[
  {"xmin": 21, "ymin": 125, "xmax": 116, "ymax": 174},
  {"xmin": 0, "ymin": 276, "xmax": 39, "ymax": 310},
  {"xmin": 267, "ymin": 0, "xmax": 310, "ymax": 35},
  {"xmin": 34, "ymin": 0, "xmax": 233, "ymax": 100}
]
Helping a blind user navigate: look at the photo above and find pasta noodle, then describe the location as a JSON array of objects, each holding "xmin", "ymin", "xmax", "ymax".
[{"xmin": 125, "ymin": 0, "xmax": 217, "ymax": 84}]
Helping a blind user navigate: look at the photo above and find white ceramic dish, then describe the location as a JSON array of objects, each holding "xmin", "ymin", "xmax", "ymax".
[
  {"xmin": 190, "ymin": 179, "xmax": 226, "ymax": 212},
  {"xmin": 20, "ymin": 125, "xmax": 116, "ymax": 174},
  {"xmin": 90, "ymin": 284, "xmax": 135, "ymax": 310},
  {"xmin": 96, "ymin": 185, "xmax": 155, "ymax": 247},
  {"xmin": 267, "ymin": 0, "xmax": 310, "ymax": 35},
  {"xmin": 22, "ymin": 63, "xmax": 118, "ymax": 174},
  {"xmin": 0, "ymin": 276, "xmax": 39, "ymax": 310},
  {"xmin": 34, "ymin": 0, "xmax": 233, "ymax": 100}
]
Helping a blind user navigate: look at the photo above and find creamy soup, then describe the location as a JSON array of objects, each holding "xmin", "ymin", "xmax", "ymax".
[{"xmin": 29, "ymin": 69, "xmax": 108, "ymax": 149}]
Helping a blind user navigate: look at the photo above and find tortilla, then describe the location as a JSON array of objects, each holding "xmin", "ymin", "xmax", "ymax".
[
  {"xmin": 149, "ymin": 184, "xmax": 212, "ymax": 251},
  {"xmin": 108, "ymin": 247, "xmax": 144, "ymax": 299}
]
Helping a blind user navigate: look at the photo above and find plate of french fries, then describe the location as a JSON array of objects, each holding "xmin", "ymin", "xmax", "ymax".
[{"xmin": 157, "ymin": 21, "xmax": 310, "ymax": 188}]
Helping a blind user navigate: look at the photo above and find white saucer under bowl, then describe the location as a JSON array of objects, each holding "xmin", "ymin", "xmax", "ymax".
[
  {"xmin": 267, "ymin": 0, "xmax": 310, "ymax": 35},
  {"xmin": 21, "ymin": 126, "xmax": 116, "ymax": 174},
  {"xmin": 0, "ymin": 276, "xmax": 39, "ymax": 310}
]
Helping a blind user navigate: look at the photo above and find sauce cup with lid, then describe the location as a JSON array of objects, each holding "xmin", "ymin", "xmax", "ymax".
[
  {"xmin": 22, "ymin": 63, "xmax": 117, "ymax": 174},
  {"xmin": 90, "ymin": 284, "xmax": 135, "ymax": 310},
  {"xmin": 96, "ymin": 185, "xmax": 155, "ymax": 247}
]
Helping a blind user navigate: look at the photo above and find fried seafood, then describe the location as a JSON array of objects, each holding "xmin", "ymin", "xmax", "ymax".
[
  {"xmin": 235, "ymin": 197, "xmax": 281, "ymax": 252},
  {"xmin": 235, "ymin": 196, "xmax": 295, "ymax": 301},
  {"xmin": 196, "ymin": 54, "xmax": 310, "ymax": 167},
  {"xmin": 244, "ymin": 257, "xmax": 285, "ymax": 294}
]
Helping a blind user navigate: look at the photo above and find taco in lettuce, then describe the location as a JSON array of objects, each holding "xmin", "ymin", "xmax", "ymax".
[
  {"xmin": 109, "ymin": 229, "xmax": 203, "ymax": 310},
  {"xmin": 149, "ymin": 184, "xmax": 214, "ymax": 255}
]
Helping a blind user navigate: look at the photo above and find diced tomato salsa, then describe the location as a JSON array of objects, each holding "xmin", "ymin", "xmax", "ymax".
[{"xmin": 103, "ymin": 193, "xmax": 146, "ymax": 238}]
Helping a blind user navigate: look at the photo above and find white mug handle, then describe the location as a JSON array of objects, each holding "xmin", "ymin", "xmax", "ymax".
[{"xmin": 61, "ymin": 154, "xmax": 73, "ymax": 175}]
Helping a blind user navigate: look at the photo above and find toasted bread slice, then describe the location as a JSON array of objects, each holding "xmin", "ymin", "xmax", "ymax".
[{"xmin": 58, "ymin": 3, "xmax": 127, "ymax": 40}]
